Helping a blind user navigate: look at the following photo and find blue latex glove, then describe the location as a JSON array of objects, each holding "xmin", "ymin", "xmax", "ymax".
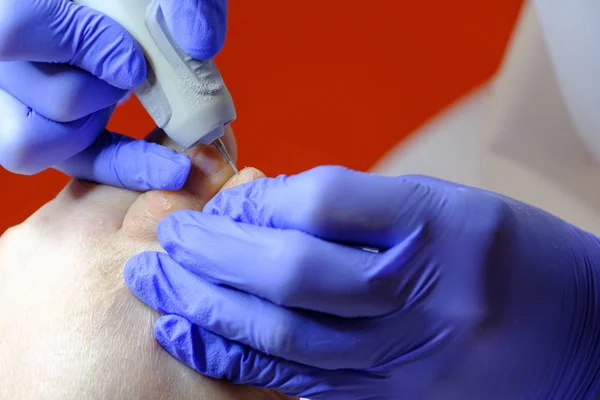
[
  {"xmin": 0, "ymin": 0, "xmax": 227, "ymax": 190},
  {"xmin": 125, "ymin": 166, "xmax": 600, "ymax": 399}
]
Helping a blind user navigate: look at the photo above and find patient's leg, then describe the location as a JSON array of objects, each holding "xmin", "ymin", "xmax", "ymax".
[{"xmin": 0, "ymin": 128, "xmax": 289, "ymax": 400}]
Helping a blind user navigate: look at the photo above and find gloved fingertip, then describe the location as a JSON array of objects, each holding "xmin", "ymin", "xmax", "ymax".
[
  {"xmin": 126, "ymin": 48, "xmax": 148, "ymax": 88},
  {"xmin": 155, "ymin": 314, "xmax": 189, "ymax": 344},
  {"xmin": 148, "ymin": 147, "xmax": 193, "ymax": 191},
  {"xmin": 156, "ymin": 209, "xmax": 195, "ymax": 249},
  {"xmin": 202, "ymin": 177, "xmax": 261, "ymax": 217},
  {"xmin": 158, "ymin": 0, "xmax": 228, "ymax": 60},
  {"xmin": 115, "ymin": 141, "xmax": 192, "ymax": 191},
  {"xmin": 155, "ymin": 315, "xmax": 206, "ymax": 371},
  {"xmin": 123, "ymin": 254, "xmax": 144, "ymax": 290},
  {"xmin": 98, "ymin": 42, "xmax": 147, "ymax": 90},
  {"xmin": 123, "ymin": 252, "xmax": 162, "ymax": 297},
  {"xmin": 202, "ymin": 194, "xmax": 222, "ymax": 215}
]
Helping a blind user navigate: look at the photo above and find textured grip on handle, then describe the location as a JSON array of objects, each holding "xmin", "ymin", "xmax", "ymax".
[{"xmin": 73, "ymin": 0, "xmax": 236, "ymax": 149}]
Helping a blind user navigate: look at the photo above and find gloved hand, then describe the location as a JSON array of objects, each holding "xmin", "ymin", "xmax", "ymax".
[
  {"xmin": 125, "ymin": 166, "xmax": 600, "ymax": 399},
  {"xmin": 0, "ymin": 0, "xmax": 227, "ymax": 190}
]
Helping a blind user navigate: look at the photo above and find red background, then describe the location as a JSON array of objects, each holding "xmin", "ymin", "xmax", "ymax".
[{"xmin": 1, "ymin": 0, "xmax": 524, "ymax": 233}]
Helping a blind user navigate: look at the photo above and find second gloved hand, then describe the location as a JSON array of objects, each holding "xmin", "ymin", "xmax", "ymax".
[
  {"xmin": 126, "ymin": 166, "xmax": 600, "ymax": 399},
  {"xmin": 0, "ymin": 0, "xmax": 227, "ymax": 190}
]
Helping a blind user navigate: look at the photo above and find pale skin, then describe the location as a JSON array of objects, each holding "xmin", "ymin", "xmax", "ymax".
[{"xmin": 0, "ymin": 128, "xmax": 295, "ymax": 400}]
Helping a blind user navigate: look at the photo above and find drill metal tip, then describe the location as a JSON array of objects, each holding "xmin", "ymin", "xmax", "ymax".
[{"xmin": 213, "ymin": 138, "xmax": 238, "ymax": 174}]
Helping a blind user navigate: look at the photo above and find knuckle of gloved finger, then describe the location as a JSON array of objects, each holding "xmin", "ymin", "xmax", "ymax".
[
  {"xmin": 43, "ymin": 103, "xmax": 85, "ymax": 125},
  {"xmin": 266, "ymin": 317, "xmax": 304, "ymax": 359},
  {"xmin": 0, "ymin": 62, "xmax": 116, "ymax": 123},
  {"xmin": 270, "ymin": 231, "xmax": 313, "ymax": 306},
  {"xmin": 446, "ymin": 187, "xmax": 508, "ymax": 242},
  {"xmin": 298, "ymin": 165, "xmax": 356, "ymax": 232},
  {"xmin": 43, "ymin": 77, "xmax": 122, "ymax": 123},
  {"xmin": 0, "ymin": 121, "xmax": 41, "ymax": 175},
  {"xmin": 395, "ymin": 174, "xmax": 452, "ymax": 196},
  {"xmin": 465, "ymin": 195, "xmax": 510, "ymax": 252},
  {"xmin": 39, "ymin": 93, "xmax": 91, "ymax": 124},
  {"xmin": 395, "ymin": 174, "xmax": 509, "ymax": 240}
]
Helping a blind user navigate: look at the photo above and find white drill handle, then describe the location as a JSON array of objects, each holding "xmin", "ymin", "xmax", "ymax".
[{"xmin": 74, "ymin": 0, "xmax": 237, "ymax": 149}]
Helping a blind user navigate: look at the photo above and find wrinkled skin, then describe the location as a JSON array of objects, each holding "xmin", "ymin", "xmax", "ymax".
[{"xmin": 0, "ymin": 128, "xmax": 293, "ymax": 400}]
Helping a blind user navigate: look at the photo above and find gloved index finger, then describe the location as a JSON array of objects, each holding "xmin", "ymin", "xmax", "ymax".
[
  {"xmin": 157, "ymin": 210, "xmax": 422, "ymax": 318},
  {"xmin": 0, "ymin": 0, "xmax": 146, "ymax": 90},
  {"xmin": 204, "ymin": 166, "xmax": 440, "ymax": 249}
]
